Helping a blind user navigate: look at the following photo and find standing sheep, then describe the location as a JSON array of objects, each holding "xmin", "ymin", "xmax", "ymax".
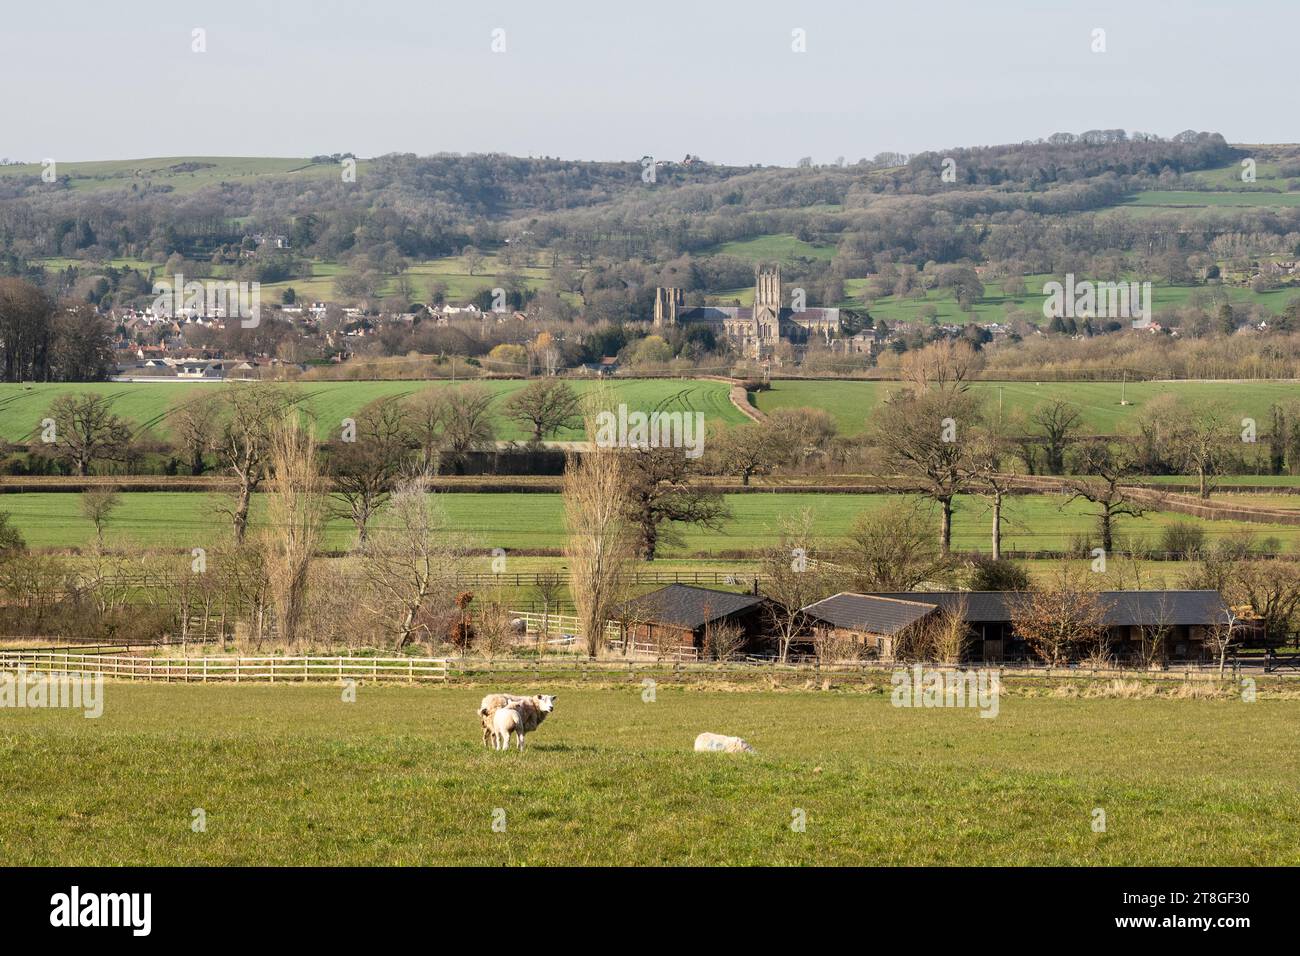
[{"xmin": 490, "ymin": 695, "xmax": 557, "ymax": 751}]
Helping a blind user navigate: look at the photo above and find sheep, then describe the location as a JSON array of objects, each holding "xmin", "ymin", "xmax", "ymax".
[
  {"xmin": 693, "ymin": 732, "xmax": 756, "ymax": 754},
  {"xmin": 490, "ymin": 695, "xmax": 557, "ymax": 752},
  {"xmin": 477, "ymin": 693, "xmax": 530, "ymax": 748}
]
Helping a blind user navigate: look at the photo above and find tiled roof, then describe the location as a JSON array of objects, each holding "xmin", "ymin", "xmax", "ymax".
[
  {"xmin": 801, "ymin": 592, "xmax": 937, "ymax": 635},
  {"xmin": 614, "ymin": 584, "xmax": 765, "ymax": 630},
  {"xmin": 862, "ymin": 591, "xmax": 1228, "ymax": 627}
]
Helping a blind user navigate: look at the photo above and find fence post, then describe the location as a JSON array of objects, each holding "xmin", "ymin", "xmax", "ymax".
[
  {"xmin": 236, "ymin": 657, "xmax": 240, "ymax": 684},
  {"xmin": 408, "ymin": 659, "xmax": 414, "ymax": 684}
]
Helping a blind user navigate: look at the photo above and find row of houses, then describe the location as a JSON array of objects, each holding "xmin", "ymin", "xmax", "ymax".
[{"xmin": 612, "ymin": 584, "xmax": 1256, "ymax": 663}]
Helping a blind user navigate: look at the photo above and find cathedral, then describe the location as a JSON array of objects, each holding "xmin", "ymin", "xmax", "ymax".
[{"xmin": 652, "ymin": 266, "xmax": 840, "ymax": 359}]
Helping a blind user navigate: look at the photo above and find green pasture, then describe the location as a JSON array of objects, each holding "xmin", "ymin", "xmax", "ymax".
[
  {"xmin": 0, "ymin": 156, "xmax": 359, "ymax": 196},
  {"xmin": 0, "ymin": 378, "xmax": 743, "ymax": 444},
  {"xmin": 0, "ymin": 685, "xmax": 1295, "ymax": 865},
  {"xmin": 1, "ymin": 490, "xmax": 1291, "ymax": 556},
  {"xmin": 756, "ymin": 379, "xmax": 1300, "ymax": 437}
]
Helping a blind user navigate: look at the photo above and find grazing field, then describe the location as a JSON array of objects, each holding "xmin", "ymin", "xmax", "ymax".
[
  {"xmin": 1119, "ymin": 189, "xmax": 1300, "ymax": 210},
  {"xmin": 844, "ymin": 273, "xmax": 1297, "ymax": 324},
  {"xmin": 0, "ymin": 378, "xmax": 743, "ymax": 444},
  {"xmin": 1, "ymin": 490, "xmax": 1291, "ymax": 555},
  {"xmin": 756, "ymin": 379, "xmax": 1300, "ymax": 437},
  {"xmin": 0, "ymin": 684, "xmax": 1294, "ymax": 865},
  {"xmin": 0, "ymin": 156, "xmax": 360, "ymax": 196}
]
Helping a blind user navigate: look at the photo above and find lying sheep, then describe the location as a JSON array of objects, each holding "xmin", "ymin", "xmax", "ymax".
[
  {"xmin": 694, "ymin": 732, "xmax": 756, "ymax": 754},
  {"xmin": 491, "ymin": 695, "xmax": 557, "ymax": 752}
]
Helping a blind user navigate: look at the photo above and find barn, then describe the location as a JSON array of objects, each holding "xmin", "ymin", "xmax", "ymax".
[
  {"xmin": 612, "ymin": 584, "xmax": 770, "ymax": 655},
  {"xmin": 801, "ymin": 590, "xmax": 1238, "ymax": 664}
]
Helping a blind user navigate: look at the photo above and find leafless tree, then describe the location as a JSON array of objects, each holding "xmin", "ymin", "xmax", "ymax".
[
  {"xmin": 261, "ymin": 415, "xmax": 325, "ymax": 648},
  {"xmin": 168, "ymin": 394, "xmax": 217, "ymax": 475},
  {"xmin": 1203, "ymin": 608, "xmax": 1242, "ymax": 678},
  {"xmin": 502, "ymin": 378, "xmax": 581, "ymax": 443},
  {"xmin": 759, "ymin": 509, "xmax": 830, "ymax": 662},
  {"xmin": 1028, "ymin": 400, "xmax": 1082, "ymax": 475},
  {"xmin": 40, "ymin": 393, "xmax": 131, "ymax": 476},
  {"xmin": 1064, "ymin": 440, "xmax": 1148, "ymax": 555},
  {"xmin": 213, "ymin": 382, "xmax": 291, "ymax": 544},
  {"xmin": 1009, "ymin": 564, "xmax": 1108, "ymax": 666},
  {"xmin": 622, "ymin": 446, "xmax": 729, "ymax": 561},
  {"xmin": 564, "ymin": 396, "xmax": 634, "ymax": 657},
  {"xmin": 328, "ymin": 398, "xmax": 413, "ymax": 545},
  {"xmin": 702, "ymin": 615, "xmax": 745, "ymax": 661},
  {"xmin": 868, "ymin": 388, "xmax": 983, "ymax": 554},
  {"xmin": 839, "ymin": 500, "xmax": 950, "ymax": 591},
  {"xmin": 80, "ymin": 486, "xmax": 121, "ymax": 548},
  {"xmin": 899, "ymin": 339, "xmax": 981, "ymax": 394},
  {"xmin": 357, "ymin": 474, "xmax": 466, "ymax": 650}
]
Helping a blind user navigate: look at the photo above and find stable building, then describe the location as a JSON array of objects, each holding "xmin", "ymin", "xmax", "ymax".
[
  {"xmin": 801, "ymin": 590, "xmax": 1237, "ymax": 664},
  {"xmin": 612, "ymin": 584, "xmax": 770, "ymax": 654}
]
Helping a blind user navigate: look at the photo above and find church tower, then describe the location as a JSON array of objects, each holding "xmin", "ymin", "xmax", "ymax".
[
  {"xmin": 653, "ymin": 287, "xmax": 683, "ymax": 328},
  {"xmin": 752, "ymin": 265, "xmax": 782, "ymax": 354}
]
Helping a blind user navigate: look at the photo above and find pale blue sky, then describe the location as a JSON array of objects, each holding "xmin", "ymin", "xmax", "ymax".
[{"xmin": 0, "ymin": 0, "xmax": 1287, "ymax": 165}]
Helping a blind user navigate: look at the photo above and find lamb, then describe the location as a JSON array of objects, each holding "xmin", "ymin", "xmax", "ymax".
[
  {"xmin": 477, "ymin": 693, "xmax": 530, "ymax": 748},
  {"xmin": 693, "ymin": 732, "xmax": 756, "ymax": 754},
  {"xmin": 490, "ymin": 695, "xmax": 557, "ymax": 752}
]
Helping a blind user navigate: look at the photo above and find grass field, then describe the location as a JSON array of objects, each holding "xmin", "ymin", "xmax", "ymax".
[
  {"xmin": 2, "ymin": 490, "xmax": 1291, "ymax": 555},
  {"xmin": 756, "ymin": 379, "xmax": 1300, "ymax": 437},
  {"xmin": 846, "ymin": 273, "xmax": 1298, "ymax": 324},
  {"xmin": 0, "ymin": 378, "xmax": 743, "ymax": 444},
  {"xmin": 0, "ymin": 156, "xmax": 362, "ymax": 196},
  {"xmin": 0, "ymin": 684, "xmax": 1294, "ymax": 865},
  {"xmin": 8, "ymin": 377, "xmax": 1298, "ymax": 446}
]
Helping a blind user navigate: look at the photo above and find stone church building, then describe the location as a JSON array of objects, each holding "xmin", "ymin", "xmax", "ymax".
[{"xmin": 652, "ymin": 266, "xmax": 840, "ymax": 359}]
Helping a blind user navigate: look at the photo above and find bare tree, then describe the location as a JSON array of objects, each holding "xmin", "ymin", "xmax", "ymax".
[
  {"xmin": 1203, "ymin": 608, "xmax": 1241, "ymax": 678},
  {"xmin": 502, "ymin": 379, "xmax": 582, "ymax": 443},
  {"xmin": 80, "ymin": 486, "xmax": 121, "ymax": 548},
  {"xmin": 213, "ymin": 383, "xmax": 291, "ymax": 544},
  {"xmin": 564, "ymin": 398, "xmax": 634, "ymax": 657},
  {"xmin": 967, "ymin": 425, "xmax": 1015, "ymax": 561},
  {"xmin": 922, "ymin": 598, "xmax": 970, "ymax": 665},
  {"xmin": 440, "ymin": 384, "xmax": 497, "ymax": 467},
  {"xmin": 261, "ymin": 415, "xmax": 325, "ymax": 648},
  {"xmin": 328, "ymin": 398, "xmax": 413, "ymax": 545},
  {"xmin": 1028, "ymin": 400, "xmax": 1082, "ymax": 476},
  {"xmin": 1165, "ymin": 401, "xmax": 1231, "ymax": 499},
  {"xmin": 40, "ymin": 393, "xmax": 131, "ymax": 476},
  {"xmin": 840, "ymin": 500, "xmax": 950, "ymax": 591},
  {"xmin": 622, "ymin": 446, "xmax": 729, "ymax": 561},
  {"xmin": 1009, "ymin": 565, "xmax": 1108, "ymax": 666},
  {"xmin": 709, "ymin": 421, "xmax": 787, "ymax": 485},
  {"xmin": 169, "ymin": 394, "xmax": 217, "ymax": 475},
  {"xmin": 358, "ymin": 475, "xmax": 467, "ymax": 650},
  {"xmin": 532, "ymin": 570, "xmax": 565, "ymax": 651},
  {"xmin": 702, "ymin": 615, "xmax": 745, "ymax": 661},
  {"xmin": 868, "ymin": 388, "xmax": 983, "ymax": 554},
  {"xmin": 899, "ymin": 339, "xmax": 981, "ymax": 394},
  {"xmin": 1064, "ymin": 441, "xmax": 1147, "ymax": 554},
  {"xmin": 759, "ymin": 509, "xmax": 830, "ymax": 662}
]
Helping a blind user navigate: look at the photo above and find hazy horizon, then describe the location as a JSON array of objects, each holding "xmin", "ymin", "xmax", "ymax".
[{"xmin": 1, "ymin": 0, "xmax": 1293, "ymax": 167}]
